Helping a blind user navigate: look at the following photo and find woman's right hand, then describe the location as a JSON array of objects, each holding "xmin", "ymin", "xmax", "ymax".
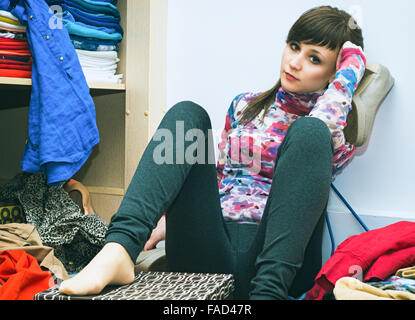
[{"xmin": 144, "ymin": 215, "xmax": 166, "ymax": 250}]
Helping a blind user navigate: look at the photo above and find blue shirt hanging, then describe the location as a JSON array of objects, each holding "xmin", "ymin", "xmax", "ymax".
[{"xmin": 0, "ymin": 0, "xmax": 100, "ymax": 185}]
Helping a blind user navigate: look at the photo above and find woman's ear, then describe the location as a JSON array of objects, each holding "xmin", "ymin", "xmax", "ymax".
[
  {"xmin": 328, "ymin": 71, "xmax": 336, "ymax": 85},
  {"xmin": 328, "ymin": 47, "xmax": 342, "ymax": 85}
]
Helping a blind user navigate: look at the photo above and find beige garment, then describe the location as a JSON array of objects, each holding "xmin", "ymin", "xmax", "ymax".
[
  {"xmin": 395, "ymin": 266, "xmax": 415, "ymax": 279},
  {"xmin": 333, "ymin": 277, "xmax": 415, "ymax": 300},
  {"xmin": 135, "ymin": 247, "xmax": 168, "ymax": 272},
  {"xmin": 0, "ymin": 223, "xmax": 69, "ymax": 280}
]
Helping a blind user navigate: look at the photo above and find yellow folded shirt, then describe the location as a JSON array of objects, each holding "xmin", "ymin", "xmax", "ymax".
[{"xmin": 0, "ymin": 15, "xmax": 23, "ymax": 27}]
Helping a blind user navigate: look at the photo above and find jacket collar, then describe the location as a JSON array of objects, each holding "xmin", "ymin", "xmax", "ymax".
[{"xmin": 276, "ymin": 86, "xmax": 324, "ymax": 116}]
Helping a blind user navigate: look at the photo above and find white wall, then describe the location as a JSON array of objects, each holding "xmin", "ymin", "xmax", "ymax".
[{"xmin": 165, "ymin": 0, "xmax": 415, "ymax": 260}]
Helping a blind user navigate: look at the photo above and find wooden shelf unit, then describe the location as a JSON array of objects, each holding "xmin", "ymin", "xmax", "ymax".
[
  {"xmin": 0, "ymin": 77, "xmax": 126, "ymax": 89},
  {"xmin": 0, "ymin": 0, "xmax": 167, "ymax": 223}
]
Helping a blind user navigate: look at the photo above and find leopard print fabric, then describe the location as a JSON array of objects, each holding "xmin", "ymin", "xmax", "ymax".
[{"xmin": 0, "ymin": 173, "xmax": 108, "ymax": 274}]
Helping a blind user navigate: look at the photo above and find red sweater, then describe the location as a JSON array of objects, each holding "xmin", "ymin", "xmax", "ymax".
[
  {"xmin": 0, "ymin": 250, "xmax": 54, "ymax": 300},
  {"xmin": 306, "ymin": 221, "xmax": 415, "ymax": 300}
]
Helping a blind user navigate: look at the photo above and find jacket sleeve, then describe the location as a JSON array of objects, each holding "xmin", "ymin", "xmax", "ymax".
[
  {"xmin": 216, "ymin": 93, "xmax": 246, "ymax": 183},
  {"xmin": 308, "ymin": 42, "xmax": 366, "ymax": 176}
]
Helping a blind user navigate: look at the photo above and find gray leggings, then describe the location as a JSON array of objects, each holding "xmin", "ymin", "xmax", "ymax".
[{"xmin": 105, "ymin": 101, "xmax": 333, "ymax": 299}]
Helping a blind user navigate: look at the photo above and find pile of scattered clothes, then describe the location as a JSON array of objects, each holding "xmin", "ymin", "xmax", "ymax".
[
  {"xmin": 306, "ymin": 221, "xmax": 415, "ymax": 300},
  {"xmin": 0, "ymin": 10, "xmax": 32, "ymax": 78},
  {"xmin": 0, "ymin": 224, "xmax": 69, "ymax": 300},
  {"xmin": 0, "ymin": 172, "xmax": 109, "ymax": 299}
]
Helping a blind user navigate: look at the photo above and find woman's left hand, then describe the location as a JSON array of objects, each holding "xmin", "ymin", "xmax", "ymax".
[
  {"xmin": 333, "ymin": 40, "xmax": 366, "ymax": 88},
  {"xmin": 335, "ymin": 41, "xmax": 366, "ymax": 71},
  {"xmin": 144, "ymin": 215, "xmax": 166, "ymax": 250}
]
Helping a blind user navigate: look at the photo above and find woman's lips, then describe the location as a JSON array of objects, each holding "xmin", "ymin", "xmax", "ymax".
[{"xmin": 285, "ymin": 72, "xmax": 299, "ymax": 81}]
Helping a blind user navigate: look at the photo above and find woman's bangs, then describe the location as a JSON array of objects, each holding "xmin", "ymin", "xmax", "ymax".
[{"xmin": 287, "ymin": 18, "xmax": 344, "ymax": 50}]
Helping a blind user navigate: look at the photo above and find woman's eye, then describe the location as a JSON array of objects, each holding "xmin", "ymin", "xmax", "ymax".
[
  {"xmin": 290, "ymin": 42, "xmax": 300, "ymax": 51},
  {"xmin": 310, "ymin": 56, "xmax": 321, "ymax": 64}
]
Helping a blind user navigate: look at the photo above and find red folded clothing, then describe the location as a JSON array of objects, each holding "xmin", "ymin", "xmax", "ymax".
[
  {"xmin": 0, "ymin": 68, "xmax": 31, "ymax": 78},
  {"xmin": 0, "ymin": 250, "xmax": 54, "ymax": 300},
  {"xmin": 0, "ymin": 38, "xmax": 29, "ymax": 49},
  {"xmin": 0, "ymin": 43, "xmax": 29, "ymax": 49},
  {"xmin": 0, "ymin": 56, "xmax": 32, "ymax": 65},
  {"xmin": 0, "ymin": 63, "xmax": 31, "ymax": 70},
  {"xmin": 0, "ymin": 49, "xmax": 31, "ymax": 56},
  {"xmin": 0, "ymin": 46, "xmax": 29, "ymax": 50},
  {"xmin": 0, "ymin": 37, "xmax": 27, "ymax": 43}
]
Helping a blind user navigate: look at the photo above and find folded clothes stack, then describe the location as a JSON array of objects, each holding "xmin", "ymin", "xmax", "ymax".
[
  {"xmin": 0, "ymin": 10, "xmax": 32, "ymax": 78},
  {"xmin": 60, "ymin": 0, "xmax": 123, "ymax": 83}
]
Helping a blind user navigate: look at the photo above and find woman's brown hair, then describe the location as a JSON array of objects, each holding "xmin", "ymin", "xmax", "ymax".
[{"xmin": 239, "ymin": 5, "xmax": 364, "ymax": 124}]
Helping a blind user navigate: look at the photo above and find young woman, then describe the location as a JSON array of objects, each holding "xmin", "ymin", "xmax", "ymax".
[{"xmin": 59, "ymin": 5, "xmax": 366, "ymax": 300}]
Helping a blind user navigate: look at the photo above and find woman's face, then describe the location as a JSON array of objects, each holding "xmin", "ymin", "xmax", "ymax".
[{"xmin": 280, "ymin": 41, "xmax": 340, "ymax": 93}]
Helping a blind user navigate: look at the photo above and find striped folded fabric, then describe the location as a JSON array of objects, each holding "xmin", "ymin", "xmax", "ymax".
[{"xmin": 0, "ymin": 10, "xmax": 32, "ymax": 78}]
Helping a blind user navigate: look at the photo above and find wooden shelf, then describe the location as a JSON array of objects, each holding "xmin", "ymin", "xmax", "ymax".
[
  {"xmin": 86, "ymin": 186, "xmax": 125, "ymax": 196},
  {"xmin": 0, "ymin": 77, "xmax": 126, "ymax": 110},
  {"xmin": 0, "ymin": 76, "xmax": 125, "ymax": 90},
  {"xmin": 0, "ymin": 77, "xmax": 31, "ymax": 86}
]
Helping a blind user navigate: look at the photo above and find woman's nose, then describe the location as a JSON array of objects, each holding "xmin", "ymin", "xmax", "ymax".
[{"xmin": 289, "ymin": 55, "xmax": 302, "ymax": 70}]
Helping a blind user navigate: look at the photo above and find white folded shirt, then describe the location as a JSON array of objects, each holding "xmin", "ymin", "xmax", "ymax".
[
  {"xmin": 0, "ymin": 10, "xmax": 20, "ymax": 21},
  {"xmin": 0, "ymin": 20, "xmax": 26, "ymax": 30},
  {"xmin": 0, "ymin": 31, "xmax": 19, "ymax": 38},
  {"xmin": 82, "ymin": 64, "xmax": 118, "ymax": 71},
  {"xmin": 78, "ymin": 57, "xmax": 119, "ymax": 66},
  {"xmin": 76, "ymin": 50, "xmax": 122, "ymax": 83},
  {"xmin": 75, "ymin": 49, "xmax": 118, "ymax": 59}
]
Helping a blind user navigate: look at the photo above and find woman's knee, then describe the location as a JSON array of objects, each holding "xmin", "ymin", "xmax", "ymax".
[
  {"xmin": 286, "ymin": 117, "xmax": 333, "ymax": 152},
  {"xmin": 166, "ymin": 100, "xmax": 212, "ymax": 130}
]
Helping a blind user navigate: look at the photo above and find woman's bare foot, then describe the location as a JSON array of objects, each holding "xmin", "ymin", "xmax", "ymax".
[{"xmin": 59, "ymin": 242, "xmax": 135, "ymax": 296}]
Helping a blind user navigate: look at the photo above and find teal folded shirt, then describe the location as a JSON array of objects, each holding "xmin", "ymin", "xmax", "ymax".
[
  {"xmin": 69, "ymin": 0, "xmax": 120, "ymax": 17},
  {"xmin": 62, "ymin": 11, "xmax": 122, "ymax": 41}
]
